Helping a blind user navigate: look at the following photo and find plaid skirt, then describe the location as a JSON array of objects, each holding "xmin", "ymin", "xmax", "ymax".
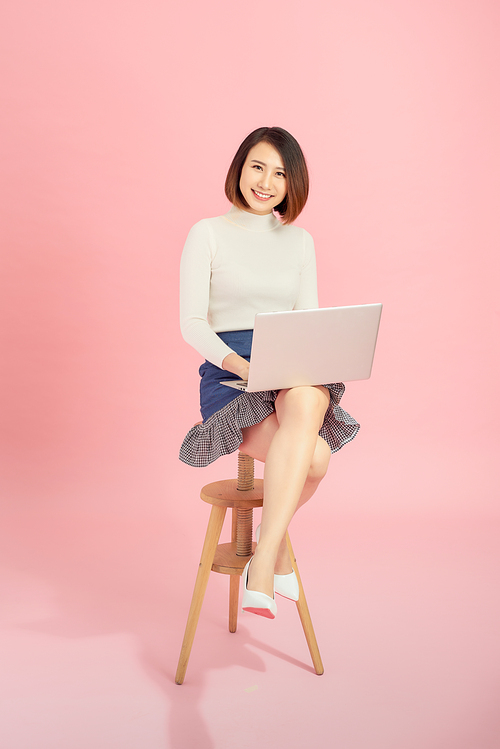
[{"xmin": 179, "ymin": 330, "xmax": 360, "ymax": 468}]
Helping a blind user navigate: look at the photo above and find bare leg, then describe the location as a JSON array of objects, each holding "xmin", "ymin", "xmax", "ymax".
[
  {"xmin": 241, "ymin": 401, "xmax": 331, "ymax": 575},
  {"xmin": 274, "ymin": 435, "xmax": 331, "ymax": 573},
  {"xmin": 239, "ymin": 386, "xmax": 330, "ymax": 598}
]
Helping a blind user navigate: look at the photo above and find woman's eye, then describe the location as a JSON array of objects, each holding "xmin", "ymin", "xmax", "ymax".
[
  {"xmin": 252, "ymin": 165, "xmax": 263, "ymax": 171},
  {"xmin": 276, "ymin": 172, "xmax": 285, "ymax": 178}
]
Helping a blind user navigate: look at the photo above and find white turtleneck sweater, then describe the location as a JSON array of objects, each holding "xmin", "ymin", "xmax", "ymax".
[{"xmin": 180, "ymin": 206, "xmax": 318, "ymax": 368}]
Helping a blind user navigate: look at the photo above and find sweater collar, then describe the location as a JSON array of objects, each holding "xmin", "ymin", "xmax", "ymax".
[{"xmin": 223, "ymin": 205, "xmax": 280, "ymax": 233}]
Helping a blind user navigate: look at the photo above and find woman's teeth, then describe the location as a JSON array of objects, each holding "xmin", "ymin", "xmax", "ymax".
[{"xmin": 253, "ymin": 190, "xmax": 272, "ymax": 199}]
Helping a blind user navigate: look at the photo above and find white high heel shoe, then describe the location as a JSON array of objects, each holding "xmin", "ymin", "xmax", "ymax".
[
  {"xmin": 241, "ymin": 558, "xmax": 277, "ymax": 619},
  {"xmin": 255, "ymin": 524, "xmax": 300, "ymax": 602}
]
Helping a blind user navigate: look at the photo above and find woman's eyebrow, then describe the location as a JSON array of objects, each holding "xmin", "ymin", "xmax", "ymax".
[{"xmin": 250, "ymin": 159, "xmax": 286, "ymax": 171}]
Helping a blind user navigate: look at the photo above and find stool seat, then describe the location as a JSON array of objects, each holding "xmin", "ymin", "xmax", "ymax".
[{"xmin": 175, "ymin": 453, "xmax": 324, "ymax": 684}]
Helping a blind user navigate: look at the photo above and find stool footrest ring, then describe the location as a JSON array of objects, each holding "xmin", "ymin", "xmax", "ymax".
[{"xmin": 212, "ymin": 542, "xmax": 256, "ymax": 574}]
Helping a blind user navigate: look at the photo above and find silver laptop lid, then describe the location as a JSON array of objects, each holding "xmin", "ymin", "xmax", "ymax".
[{"xmin": 246, "ymin": 304, "xmax": 382, "ymax": 392}]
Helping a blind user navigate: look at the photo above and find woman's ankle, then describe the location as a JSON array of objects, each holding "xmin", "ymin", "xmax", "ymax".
[
  {"xmin": 274, "ymin": 544, "xmax": 293, "ymax": 575},
  {"xmin": 247, "ymin": 551, "xmax": 275, "ymax": 597}
]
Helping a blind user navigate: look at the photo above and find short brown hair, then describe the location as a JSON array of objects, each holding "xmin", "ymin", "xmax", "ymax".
[{"xmin": 225, "ymin": 127, "xmax": 309, "ymax": 225}]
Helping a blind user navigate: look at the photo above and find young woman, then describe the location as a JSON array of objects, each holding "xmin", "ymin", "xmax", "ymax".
[{"xmin": 179, "ymin": 127, "xmax": 359, "ymax": 619}]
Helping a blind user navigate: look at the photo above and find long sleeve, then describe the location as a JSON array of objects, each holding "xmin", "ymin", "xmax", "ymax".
[
  {"xmin": 179, "ymin": 221, "xmax": 235, "ymax": 368},
  {"xmin": 294, "ymin": 230, "xmax": 319, "ymax": 310}
]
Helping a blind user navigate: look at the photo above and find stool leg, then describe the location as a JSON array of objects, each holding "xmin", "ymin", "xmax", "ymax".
[
  {"xmin": 228, "ymin": 508, "xmax": 239, "ymax": 633},
  {"xmin": 286, "ymin": 532, "xmax": 324, "ymax": 676},
  {"xmin": 228, "ymin": 575, "xmax": 239, "ymax": 633},
  {"xmin": 175, "ymin": 504, "xmax": 227, "ymax": 685}
]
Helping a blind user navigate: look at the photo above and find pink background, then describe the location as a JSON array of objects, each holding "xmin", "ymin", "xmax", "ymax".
[{"xmin": 1, "ymin": 2, "xmax": 499, "ymax": 748}]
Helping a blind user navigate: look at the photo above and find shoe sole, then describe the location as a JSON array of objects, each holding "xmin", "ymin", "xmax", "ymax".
[{"xmin": 242, "ymin": 606, "xmax": 276, "ymax": 619}]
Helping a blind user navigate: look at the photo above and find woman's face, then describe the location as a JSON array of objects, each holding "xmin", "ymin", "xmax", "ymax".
[{"xmin": 238, "ymin": 141, "xmax": 287, "ymax": 215}]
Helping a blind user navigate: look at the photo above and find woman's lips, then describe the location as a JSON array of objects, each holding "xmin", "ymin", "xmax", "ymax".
[{"xmin": 252, "ymin": 189, "xmax": 273, "ymax": 201}]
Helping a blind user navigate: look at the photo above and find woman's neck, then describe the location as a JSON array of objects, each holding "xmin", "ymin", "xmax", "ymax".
[{"xmin": 224, "ymin": 205, "xmax": 280, "ymax": 232}]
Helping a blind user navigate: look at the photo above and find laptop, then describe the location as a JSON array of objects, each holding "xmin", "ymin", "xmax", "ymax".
[{"xmin": 221, "ymin": 303, "xmax": 382, "ymax": 392}]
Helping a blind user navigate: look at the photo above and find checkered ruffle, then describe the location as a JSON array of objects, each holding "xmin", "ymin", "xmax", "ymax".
[{"xmin": 179, "ymin": 383, "xmax": 360, "ymax": 468}]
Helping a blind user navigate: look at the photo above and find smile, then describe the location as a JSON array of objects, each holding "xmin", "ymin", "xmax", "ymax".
[{"xmin": 252, "ymin": 189, "xmax": 274, "ymax": 200}]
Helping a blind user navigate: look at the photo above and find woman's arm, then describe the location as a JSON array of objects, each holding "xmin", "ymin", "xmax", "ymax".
[
  {"xmin": 294, "ymin": 230, "xmax": 319, "ymax": 310},
  {"xmin": 180, "ymin": 220, "xmax": 235, "ymax": 367}
]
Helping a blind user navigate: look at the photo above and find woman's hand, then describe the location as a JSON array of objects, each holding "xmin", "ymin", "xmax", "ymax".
[{"xmin": 222, "ymin": 353, "xmax": 250, "ymax": 381}]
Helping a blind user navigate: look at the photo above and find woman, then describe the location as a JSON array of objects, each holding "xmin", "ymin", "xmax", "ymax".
[{"xmin": 180, "ymin": 127, "xmax": 359, "ymax": 619}]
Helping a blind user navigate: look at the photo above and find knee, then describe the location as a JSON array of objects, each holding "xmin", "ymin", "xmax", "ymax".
[{"xmin": 280, "ymin": 386, "xmax": 328, "ymax": 423}]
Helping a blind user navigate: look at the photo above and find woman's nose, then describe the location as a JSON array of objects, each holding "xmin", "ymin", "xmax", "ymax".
[{"xmin": 258, "ymin": 171, "xmax": 272, "ymax": 189}]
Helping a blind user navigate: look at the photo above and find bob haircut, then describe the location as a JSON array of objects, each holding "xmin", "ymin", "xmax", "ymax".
[{"xmin": 225, "ymin": 127, "xmax": 309, "ymax": 225}]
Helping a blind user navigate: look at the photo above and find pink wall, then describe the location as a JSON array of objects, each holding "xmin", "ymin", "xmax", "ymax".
[{"xmin": 1, "ymin": 1, "xmax": 499, "ymax": 518}]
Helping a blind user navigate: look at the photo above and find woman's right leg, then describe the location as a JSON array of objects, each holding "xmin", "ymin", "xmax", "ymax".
[
  {"xmin": 240, "ymin": 417, "xmax": 330, "ymax": 572},
  {"xmin": 239, "ymin": 387, "xmax": 331, "ymax": 597}
]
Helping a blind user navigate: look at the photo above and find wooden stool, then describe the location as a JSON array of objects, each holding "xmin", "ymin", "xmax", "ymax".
[{"xmin": 175, "ymin": 453, "xmax": 324, "ymax": 684}]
